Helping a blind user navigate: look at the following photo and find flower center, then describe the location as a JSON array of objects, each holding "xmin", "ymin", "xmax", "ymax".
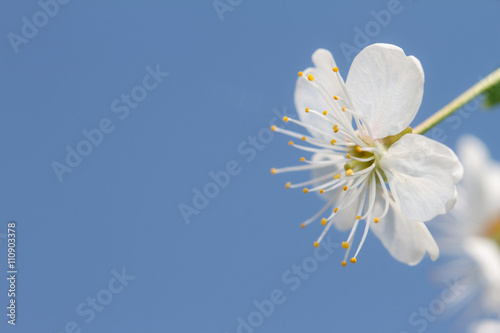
[
  {"xmin": 484, "ymin": 217, "xmax": 500, "ymax": 247},
  {"xmin": 344, "ymin": 127, "xmax": 412, "ymax": 178},
  {"xmin": 344, "ymin": 145, "xmax": 376, "ymax": 173}
]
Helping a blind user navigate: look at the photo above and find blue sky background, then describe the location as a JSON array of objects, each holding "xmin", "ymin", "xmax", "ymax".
[{"xmin": 1, "ymin": 1, "xmax": 500, "ymax": 332}]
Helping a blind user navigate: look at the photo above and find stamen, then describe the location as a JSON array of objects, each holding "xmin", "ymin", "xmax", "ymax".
[
  {"xmin": 350, "ymin": 155, "xmax": 375, "ymax": 162},
  {"xmin": 299, "ymin": 196, "xmax": 336, "ymax": 228},
  {"xmin": 307, "ymin": 74, "xmax": 315, "ymax": 81},
  {"xmin": 312, "ymin": 178, "xmax": 347, "ymax": 194},
  {"xmin": 353, "ymin": 174, "xmax": 377, "ymax": 259},
  {"xmin": 375, "ymin": 169, "xmax": 393, "ymax": 219},
  {"xmin": 346, "ymin": 169, "xmax": 354, "ymax": 176},
  {"xmin": 283, "ymin": 116, "xmax": 289, "ymax": 122},
  {"xmin": 350, "ymin": 258, "xmax": 357, "ymax": 264},
  {"xmin": 288, "ymin": 143, "xmax": 335, "ymax": 154},
  {"xmin": 302, "ymin": 80, "xmax": 353, "ymax": 130},
  {"xmin": 332, "ymin": 67, "xmax": 339, "ymax": 72},
  {"xmin": 303, "ymin": 188, "xmax": 308, "ymax": 193},
  {"xmin": 287, "ymin": 171, "xmax": 337, "ymax": 189},
  {"xmin": 285, "ymin": 182, "xmax": 291, "ymax": 189},
  {"xmin": 271, "ymin": 162, "xmax": 339, "ymax": 174}
]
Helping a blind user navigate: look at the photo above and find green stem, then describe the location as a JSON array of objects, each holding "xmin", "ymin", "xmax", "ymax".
[{"xmin": 413, "ymin": 67, "xmax": 500, "ymax": 135}]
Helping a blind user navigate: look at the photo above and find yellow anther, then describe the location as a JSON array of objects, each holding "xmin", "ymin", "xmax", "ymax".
[
  {"xmin": 303, "ymin": 188, "xmax": 308, "ymax": 194},
  {"xmin": 271, "ymin": 125, "xmax": 277, "ymax": 131},
  {"xmin": 305, "ymin": 107, "xmax": 310, "ymax": 113},
  {"xmin": 343, "ymin": 186, "xmax": 348, "ymax": 191},
  {"xmin": 298, "ymin": 71, "xmax": 303, "ymax": 77},
  {"xmin": 346, "ymin": 169, "xmax": 354, "ymax": 176},
  {"xmin": 350, "ymin": 258, "xmax": 357, "ymax": 264},
  {"xmin": 346, "ymin": 154, "xmax": 351, "ymax": 159},
  {"xmin": 334, "ymin": 174, "xmax": 341, "ymax": 179},
  {"xmin": 342, "ymin": 106, "xmax": 346, "ymax": 112},
  {"xmin": 355, "ymin": 146, "xmax": 362, "ymax": 153},
  {"xmin": 333, "ymin": 67, "xmax": 339, "ymax": 72},
  {"xmin": 356, "ymin": 215, "xmax": 362, "ymax": 220},
  {"xmin": 300, "ymin": 223, "xmax": 305, "ymax": 228},
  {"xmin": 333, "ymin": 95, "xmax": 339, "ymax": 100},
  {"xmin": 270, "ymin": 168, "xmax": 277, "ymax": 175},
  {"xmin": 321, "ymin": 218, "xmax": 327, "ymax": 226},
  {"xmin": 300, "ymin": 157, "xmax": 305, "ymax": 162},
  {"xmin": 283, "ymin": 116, "xmax": 289, "ymax": 122},
  {"xmin": 319, "ymin": 189, "xmax": 324, "ymax": 194},
  {"xmin": 323, "ymin": 110, "xmax": 328, "ymax": 115},
  {"xmin": 342, "ymin": 242, "xmax": 349, "ymax": 249},
  {"xmin": 374, "ymin": 217, "xmax": 380, "ymax": 223},
  {"xmin": 333, "ymin": 127, "xmax": 339, "ymax": 133},
  {"xmin": 285, "ymin": 182, "xmax": 291, "ymax": 189},
  {"xmin": 334, "ymin": 207, "xmax": 339, "ymax": 213},
  {"xmin": 341, "ymin": 261, "xmax": 347, "ymax": 267},
  {"xmin": 330, "ymin": 139, "xmax": 336, "ymax": 145},
  {"xmin": 313, "ymin": 241, "xmax": 320, "ymax": 248},
  {"xmin": 288, "ymin": 141, "xmax": 293, "ymax": 145},
  {"xmin": 301, "ymin": 136, "xmax": 306, "ymax": 141},
  {"xmin": 307, "ymin": 73, "xmax": 315, "ymax": 81}
]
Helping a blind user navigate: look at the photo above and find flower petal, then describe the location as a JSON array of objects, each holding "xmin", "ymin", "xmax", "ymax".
[
  {"xmin": 381, "ymin": 134, "xmax": 463, "ymax": 221},
  {"xmin": 469, "ymin": 320, "xmax": 500, "ymax": 333},
  {"xmin": 295, "ymin": 49, "xmax": 348, "ymax": 140},
  {"xmin": 462, "ymin": 237, "xmax": 500, "ymax": 313},
  {"xmin": 457, "ymin": 135, "xmax": 500, "ymax": 224},
  {"xmin": 463, "ymin": 237, "xmax": 500, "ymax": 291},
  {"xmin": 371, "ymin": 189, "xmax": 439, "ymax": 265},
  {"xmin": 346, "ymin": 43, "xmax": 424, "ymax": 139}
]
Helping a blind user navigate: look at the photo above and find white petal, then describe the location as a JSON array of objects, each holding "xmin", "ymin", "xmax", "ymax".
[
  {"xmin": 462, "ymin": 237, "xmax": 500, "ymax": 312},
  {"xmin": 346, "ymin": 43, "xmax": 424, "ymax": 139},
  {"xmin": 371, "ymin": 189, "xmax": 439, "ymax": 265},
  {"xmin": 458, "ymin": 135, "xmax": 491, "ymax": 173},
  {"xmin": 295, "ymin": 49, "xmax": 348, "ymax": 140},
  {"xmin": 458, "ymin": 135, "xmax": 500, "ymax": 224},
  {"xmin": 469, "ymin": 320, "xmax": 500, "ymax": 333},
  {"xmin": 381, "ymin": 134, "xmax": 463, "ymax": 221}
]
